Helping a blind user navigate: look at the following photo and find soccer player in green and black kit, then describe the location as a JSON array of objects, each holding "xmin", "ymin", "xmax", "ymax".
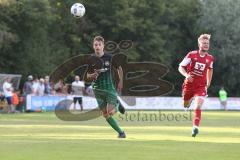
[{"xmin": 87, "ymin": 36, "xmax": 126, "ymax": 138}]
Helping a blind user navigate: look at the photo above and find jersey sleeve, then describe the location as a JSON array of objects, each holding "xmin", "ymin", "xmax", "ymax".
[{"xmin": 179, "ymin": 53, "xmax": 192, "ymax": 67}]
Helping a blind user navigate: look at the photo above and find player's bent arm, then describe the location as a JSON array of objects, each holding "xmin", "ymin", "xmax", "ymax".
[
  {"xmin": 206, "ymin": 68, "xmax": 213, "ymax": 88},
  {"xmin": 86, "ymin": 73, "xmax": 91, "ymax": 80},
  {"xmin": 178, "ymin": 56, "xmax": 191, "ymax": 78},
  {"xmin": 117, "ymin": 66, "xmax": 123, "ymax": 92},
  {"xmin": 178, "ymin": 66, "xmax": 188, "ymax": 78},
  {"xmin": 178, "ymin": 65, "xmax": 193, "ymax": 82},
  {"xmin": 87, "ymin": 72, "xmax": 99, "ymax": 81},
  {"xmin": 117, "ymin": 66, "xmax": 123, "ymax": 83}
]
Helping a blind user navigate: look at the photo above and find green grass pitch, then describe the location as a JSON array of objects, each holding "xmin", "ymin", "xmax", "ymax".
[{"xmin": 0, "ymin": 111, "xmax": 239, "ymax": 160}]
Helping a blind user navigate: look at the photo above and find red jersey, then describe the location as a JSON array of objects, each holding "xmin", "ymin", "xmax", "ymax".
[{"xmin": 180, "ymin": 50, "xmax": 214, "ymax": 87}]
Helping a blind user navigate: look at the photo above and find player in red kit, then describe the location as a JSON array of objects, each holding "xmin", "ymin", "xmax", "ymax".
[{"xmin": 178, "ymin": 34, "xmax": 214, "ymax": 137}]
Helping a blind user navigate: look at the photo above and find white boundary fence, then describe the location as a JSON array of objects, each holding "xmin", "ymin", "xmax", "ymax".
[{"xmin": 26, "ymin": 95, "xmax": 240, "ymax": 111}]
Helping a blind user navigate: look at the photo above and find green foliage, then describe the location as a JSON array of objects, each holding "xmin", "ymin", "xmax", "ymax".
[
  {"xmin": 0, "ymin": 0, "xmax": 238, "ymax": 96},
  {"xmin": 0, "ymin": 0, "xmax": 19, "ymax": 73},
  {"xmin": 198, "ymin": 0, "xmax": 240, "ymax": 96},
  {"xmin": 0, "ymin": 0, "xmax": 71, "ymax": 77}
]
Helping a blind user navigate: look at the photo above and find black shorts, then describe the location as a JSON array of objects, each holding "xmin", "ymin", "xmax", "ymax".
[
  {"xmin": 73, "ymin": 97, "xmax": 82, "ymax": 105},
  {"xmin": 6, "ymin": 96, "xmax": 12, "ymax": 105}
]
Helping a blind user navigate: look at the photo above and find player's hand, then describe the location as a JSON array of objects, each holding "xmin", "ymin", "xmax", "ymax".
[
  {"xmin": 88, "ymin": 71, "xmax": 99, "ymax": 81},
  {"xmin": 186, "ymin": 74, "xmax": 193, "ymax": 83},
  {"xmin": 94, "ymin": 69, "xmax": 102, "ymax": 74},
  {"xmin": 206, "ymin": 83, "xmax": 210, "ymax": 89}
]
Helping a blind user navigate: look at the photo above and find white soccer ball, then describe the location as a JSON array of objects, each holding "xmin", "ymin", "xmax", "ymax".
[{"xmin": 70, "ymin": 3, "xmax": 85, "ymax": 18}]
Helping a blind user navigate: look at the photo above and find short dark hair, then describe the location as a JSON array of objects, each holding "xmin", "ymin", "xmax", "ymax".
[{"xmin": 93, "ymin": 36, "xmax": 104, "ymax": 43}]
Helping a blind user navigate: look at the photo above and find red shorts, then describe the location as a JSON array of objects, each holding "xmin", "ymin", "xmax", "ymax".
[{"xmin": 182, "ymin": 83, "xmax": 207, "ymax": 101}]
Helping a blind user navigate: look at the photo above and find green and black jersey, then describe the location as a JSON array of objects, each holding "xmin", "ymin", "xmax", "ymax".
[
  {"xmin": 92, "ymin": 53, "xmax": 117, "ymax": 91},
  {"xmin": 89, "ymin": 53, "xmax": 120, "ymax": 108}
]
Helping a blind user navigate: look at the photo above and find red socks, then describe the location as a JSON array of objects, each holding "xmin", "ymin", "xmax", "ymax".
[{"xmin": 193, "ymin": 108, "xmax": 201, "ymax": 126}]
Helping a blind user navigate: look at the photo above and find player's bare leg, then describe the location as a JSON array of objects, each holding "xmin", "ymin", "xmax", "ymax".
[
  {"xmin": 184, "ymin": 98, "xmax": 193, "ymax": 108},
  {"xmin": 107, "ymin": 105, "xmax": 116, "ymax": 116},
  {"xmin": 192, "ymin": 96, "xmax": 204, "ymax": 137},
  {"xmin": 183, "ymin": 98, "xmax": 193, "ymax": 112}
]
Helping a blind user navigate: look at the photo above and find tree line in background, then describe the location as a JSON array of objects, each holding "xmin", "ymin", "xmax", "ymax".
[{"xmin": 0, "ymin": 0, "xmax": 239, "ymax": 96}]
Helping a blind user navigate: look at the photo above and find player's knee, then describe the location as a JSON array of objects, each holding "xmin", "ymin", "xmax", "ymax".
[
  {"xmin": 194, "ymin": 102, "xmax": 202, "ymax": 110},
  {"xmin": 108, "ymin": 108, "xmax": 116, "ymax": 116},
  {"xmin": 101, "ymin": 109, "xmax": 108, "ymax": 118},
  {"xmin": 194, "ymin": 97, "xmax": 204, "ymax": 109},
  {"xmin": 194, "ymin": 105, "xmax": 202, "ymax": 110},
  {"xmin": 109, "ymin": 110, "xmax": 115, "ymax": 116},
  {"xmin": 107, "ymin": 105, "xmax": 116, "ymax": 115},
  {"xmin": 103, "ymin": 113, "xmax": 110, "ymax": 119},
  {"xmin": 102, "ymin": 111, "xmax": 109, "ymax": 118}
]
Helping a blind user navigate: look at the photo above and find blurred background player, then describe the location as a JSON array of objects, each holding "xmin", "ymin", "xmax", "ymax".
[
  {"xmin": 218, "ymin": 87, "xmax": 227, "ymax": 110},
  {"xmin": 71, "ymin": 75, "xmax": 85, "ymax": 111},
  {"xmin": 178, "ymin": 34, "xmax": 214, "ymax": 137},
  {"xmin": 86, "ymin": 36, "xmax": 126, "ymax": 138}
]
